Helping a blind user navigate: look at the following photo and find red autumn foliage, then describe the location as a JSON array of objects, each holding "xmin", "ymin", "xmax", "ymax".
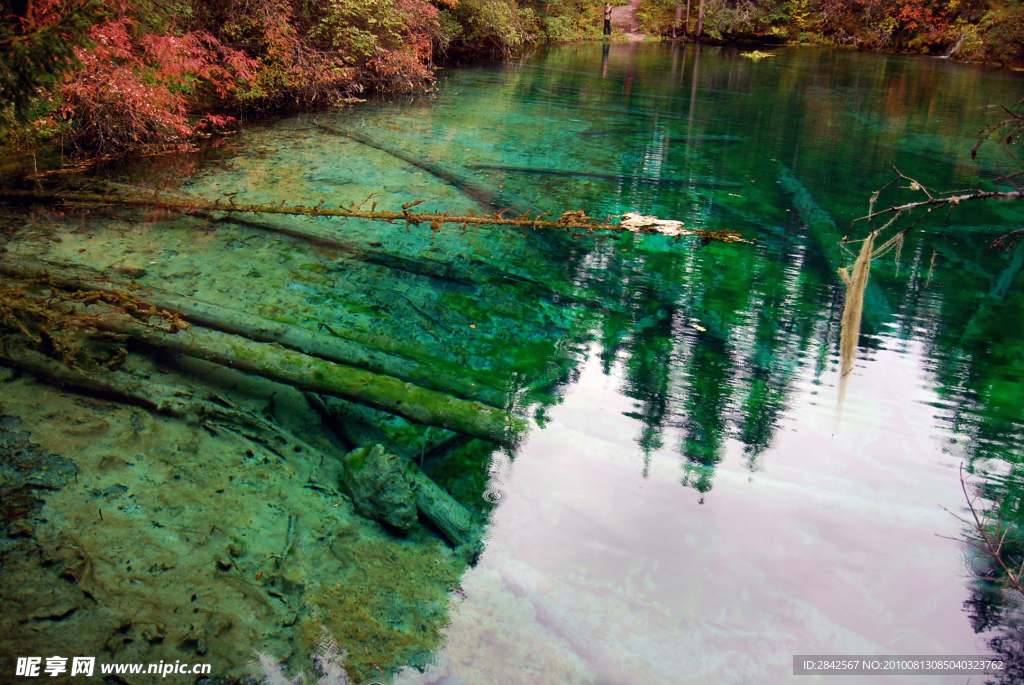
[
  {"xmin": 15, "ymin": 0, "xmax": 490, "ymax": 155},
  {"xmin": 818, "ymin": 0, "xmax": 986, "ymax": 51},
  {"xmin": 52, "ymin": 4, "xmax": 257, "ymax": 152}
]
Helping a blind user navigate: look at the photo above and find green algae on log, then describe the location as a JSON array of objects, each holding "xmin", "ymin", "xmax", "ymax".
[
  {"xmin": 343, "ymin": 444, "xmax": 479, "ymax": 548},
  {"xmin": 0, "ymin": 345, "xmax": 336, "ymax": 460},
  {"xmin": 0, "ymin": 190, "xmax": 753, "ymax": 244},
  {"xmin": 81, "ymin": 315, "xmax": 524, "ymax": 444},
  {"xmin": 0, "ymin": 258, "xmax": 508, "ymax": 408}
]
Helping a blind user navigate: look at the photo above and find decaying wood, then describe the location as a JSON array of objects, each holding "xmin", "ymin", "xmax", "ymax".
[
  {"xmin": 0, "ymin": 344, "xmax": 482, "ymax": 550},
  {"xmin": 0, "ymin": 345, "xmax": 324, "ymax": 460},
  {"xmin": 0, "ymin": 258, "xmax": 509, "ymax": 407},
  {"xmin": 409, "ymin": 462, "xmax": 478, "ymax": 548},
  {"xmin": 76, "ymin": 313, "xmax": 523, "ymax": 444},
  {"xmin": 340, "ymin": 443, "xmax": 479, "ymax": 548},
  {"xmin": 1, "ymin": 330, "xmax": 481, "ymax": 549},
  {"xmin": 0, "ymin": 189, "xmax": 753, "ymax": 243},
  {"xmin": 311, "ymin": 123, "xmax": 536, "ymax": 216}
]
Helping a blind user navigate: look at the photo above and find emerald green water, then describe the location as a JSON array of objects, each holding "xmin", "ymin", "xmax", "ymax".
[
  {"xmin": 319, "ymin": 44, "xmax": 1023, "ymax": 684},
  {"xmin": 6, "ymin": 42, "xmax": 1024, "ymax": 684}
]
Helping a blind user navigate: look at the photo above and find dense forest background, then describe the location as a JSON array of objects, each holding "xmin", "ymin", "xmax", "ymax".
[{"xmin": 1, "ymin": 0, "xmax": 1022, "ymax": 155}]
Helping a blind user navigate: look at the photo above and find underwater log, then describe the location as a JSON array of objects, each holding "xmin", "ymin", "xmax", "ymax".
[
  {"xmin": 82, "ymin": 315, "xmax": 524, "ymax": 444},
  {"xmin": 311, "ymin": 123, "xmax": 537, "ymax": 216},
  {"xmin": 778, "ymin": 166, "xmax": 893, "ymax": 325},
  {"xmin": 200, "ymin": 210, "xmax": 575, "ymax": 302},
  {"xmin": 0, "ymin": 258, "xmax": 507, "ymax": 407},
  {"xmin": 342, "ymin": 444, "xmax": 479, "ymax": 548},
  {"xmin": 0, "ymin": 345, "xmax": 326, "ymax": 458}
]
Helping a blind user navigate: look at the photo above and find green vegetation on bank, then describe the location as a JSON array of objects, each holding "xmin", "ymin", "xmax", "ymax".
[
  {"xmin": 637, "ymin": 0, "xmax": 1024, "ymax": 64},
  {"xmin": 0, "ymin": 0, "xmax": 1020, "ymax": 158},
  {"xmin": 0, "ymin": 0, "xmax": 606, "ymax": 155}
]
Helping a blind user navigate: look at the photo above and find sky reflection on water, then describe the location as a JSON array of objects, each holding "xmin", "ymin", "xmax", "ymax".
[{"xmin": 368, "ymin": 43, "xmax": 1024, "ymax": 684}]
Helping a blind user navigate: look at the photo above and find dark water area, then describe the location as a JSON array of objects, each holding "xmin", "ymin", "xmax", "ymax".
[{"xmin": 2, "ymin": 43, "xmax": 1024, "ymax": 684}]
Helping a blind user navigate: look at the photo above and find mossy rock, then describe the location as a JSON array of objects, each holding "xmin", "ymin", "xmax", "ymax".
[{"xmin": 342, "ymin": 445, "xmax": 417, "ymax": 530}]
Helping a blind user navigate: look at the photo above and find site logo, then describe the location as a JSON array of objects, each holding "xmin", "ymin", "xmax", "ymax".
[
  {"xmin": 16, "ymin": 657, "xmax": 94, "ymax": 677},
  {"xmin": 14, "ymin": 656, "xmax": 212, "ymax": 678}
]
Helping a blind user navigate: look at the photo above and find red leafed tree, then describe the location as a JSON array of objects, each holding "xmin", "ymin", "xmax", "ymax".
[{"xmin": 54, "ymin": 2, "xmax": 256, "ymax": 152}]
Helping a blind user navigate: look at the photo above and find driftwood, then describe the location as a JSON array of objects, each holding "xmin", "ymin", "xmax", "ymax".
[
  {"xmin": 75, "ymin": 313, "xmax": 523, "ymax": 444},
  {"xmin": 0, "ymin": 189, "xmax": 752, "ymax": 243},
  {"xmin": 0, "ymin": 258, "xmax": 508, "ymax": 407}
]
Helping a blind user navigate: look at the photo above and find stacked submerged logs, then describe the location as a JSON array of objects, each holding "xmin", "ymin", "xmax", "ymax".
[{"xmin": 0, "ymin": 258, "xmax": 523, "ymax": 444}]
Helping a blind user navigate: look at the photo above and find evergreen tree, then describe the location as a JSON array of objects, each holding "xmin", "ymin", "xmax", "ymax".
[{"xmin": 0, "ymin": 0, "xmax": 103, "ymax": 122}]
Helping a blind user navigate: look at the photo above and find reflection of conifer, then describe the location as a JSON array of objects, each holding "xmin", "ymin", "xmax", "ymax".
[{"xmin": 678, "ymin": 341, "xmax": 730, "ymax": 492}]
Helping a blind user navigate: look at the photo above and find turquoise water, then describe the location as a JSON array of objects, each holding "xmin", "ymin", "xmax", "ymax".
[
  {"xmin": 4, "ymin": 42, "xmax": 1024, "ymax": 684},
  {"xmin": 327, "ymin": 44, "xmax": 1024, "ymax": 684}
]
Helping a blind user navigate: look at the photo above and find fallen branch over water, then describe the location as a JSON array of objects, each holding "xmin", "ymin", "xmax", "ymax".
[
  {"xmin": 942, "ymin": 464, "xmax": 1024, "ymax": 596},
  {"xmin": 848, "ymin": 166, "xmax": 1024, "ymax": 246},
  {"xmin": 0, "ymin": 189, "xmax": 753, "ymax": 243}
]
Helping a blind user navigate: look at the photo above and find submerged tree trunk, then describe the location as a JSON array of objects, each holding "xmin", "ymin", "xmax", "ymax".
[
  {"xmin": 81, "ymin": 314, "xmax": 524, "ymax": 444},
  {"xmin": 0, "ymin": 258, "xmax": 509, "ymax": 407},
  {"xmin": 0, "ymin": 345, "xmax": 327, "ymax": 459},
  {"xmin": 311, "ymin": 123, "xmax": 537, "ymax": 217}
]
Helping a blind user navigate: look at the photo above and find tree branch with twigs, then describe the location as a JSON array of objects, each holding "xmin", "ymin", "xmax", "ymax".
[
  {"xmin": 848, "ymin": 98, "xmax": 1024, "ymax": 251},
  {"xmin": 942, "ymin": 464, "xmax": 1024, "ymax": 596}
]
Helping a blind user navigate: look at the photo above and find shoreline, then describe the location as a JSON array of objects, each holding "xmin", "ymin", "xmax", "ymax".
[{"xmin": 3, "ymin": 38, "xmax": 1020, "ymax": 180}]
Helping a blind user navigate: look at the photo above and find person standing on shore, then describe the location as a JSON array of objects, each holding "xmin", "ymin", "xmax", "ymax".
[{"xmin": 604, "ymin": 2, "xmax": 612, "ymax": 37}]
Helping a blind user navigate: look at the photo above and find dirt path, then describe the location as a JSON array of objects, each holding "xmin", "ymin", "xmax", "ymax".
[{"xmin": 610, "ymin": 0, "xmax": 646, "ymax": 41}]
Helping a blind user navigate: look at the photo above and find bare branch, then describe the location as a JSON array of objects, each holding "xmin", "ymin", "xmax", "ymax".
[
  {"xmin": 851, "ymin": 188, "xmax": 1024, "ymax": 230},
  {"xmin": 953, "ymin": 464, "xmax": 1024, "ymax": 596},
  {"xmin": 991, "ymin": 228, "xmax": 1024, "ymax": 252},
  {"xmin": 0, "ymin": 189, "xmax": 754, "ymax": 244}
]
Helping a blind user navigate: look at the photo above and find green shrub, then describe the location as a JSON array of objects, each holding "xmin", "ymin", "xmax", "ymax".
[{"xmin": 441, "ymin": 0, "xmax": 535, "ymax": 56}]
